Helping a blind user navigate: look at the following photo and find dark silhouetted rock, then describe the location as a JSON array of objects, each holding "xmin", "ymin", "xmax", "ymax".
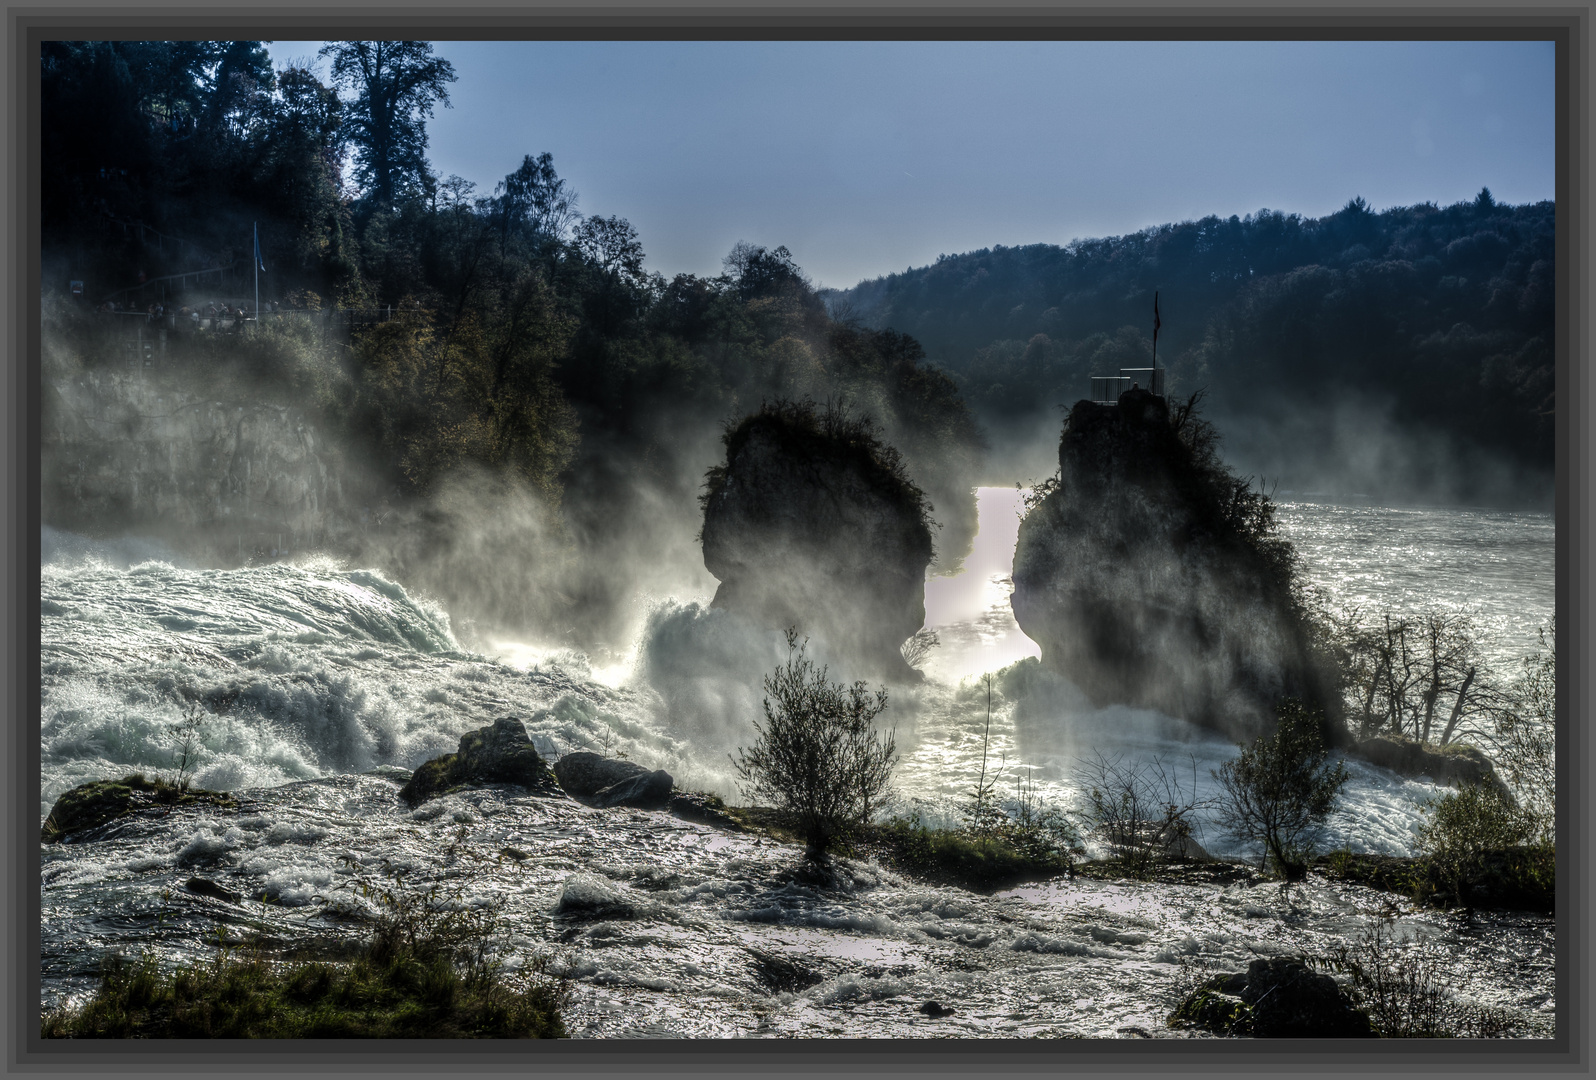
[
  {"xmin": 42, "ymin": 775, "xmax": 237, "ymax": 843},
  {"xmin": 918, "ymin": 1001, "xmax": 956, "ymax": 1018},
  {"xmin": 398, "ymin": 717, "xmax": 559, "ymax": 807},
  {"xmin": 1355, "ymin": 736, "xmax": 1509, "ymax": 798},
  {"xmin": 553, "ymin": 752, "xmax": 674, "ymax": 809},
  {"xmin": 1011, "ymin": 389, "xmax": 1344, "ymax": 745},
  {"xmin": 748, "ymin": 948, "xmax": 826, "ymax": 992},
  {"xmin": 184, "ymin": 877, "xmax": 241, "ymax": 904},
  {"xmin": 1169, "ymin": 958, "xmax": 1371, "ymax": 1037},
  {"xmin": 670, "ymin": 790, "xmax": 744, "ymax": 830},
  {"xmin": 701, "ymin": 401, "xmax": 934, "ymax": 680}
]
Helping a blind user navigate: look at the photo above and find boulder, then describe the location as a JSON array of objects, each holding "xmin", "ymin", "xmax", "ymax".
[
  {"xmin": 1354, "ymin": 736, "xmax": 1510, "ymax": 798},
  {"xmin": 1170, "ymin": 958, "xmax": 1372, "ymax": 1037},
  {"xmin": 184, "ymin": 876, "xmax": 241, "ymax": 904},
  {"xmin": 1010, "ymin": 389, "xmax": 1344, "ymax": 745},
  {"xmin": 701, "ymin": 401, "xmax": 934, "ymax": 680},
  {"xmin": 553, "ymin": 751, "xmax": 674, "ymax": 809},
  {"xmin": 669, "ymin": 790, "xmax": 745, "ymax": 831},
  {"xmin": 554, "ymin": 873, "xmax": 644, "ymax": 919},
  {"xmin": 1152, "ymin": 822, "xmax": 1213, "ymax": 863},
  {"xmin": 397, "ymin": 717, "xmax": 559, "ymax": 807},
  {"xmin": 41, "ymin": 774, "xmax": 237, "ymax": 843}
]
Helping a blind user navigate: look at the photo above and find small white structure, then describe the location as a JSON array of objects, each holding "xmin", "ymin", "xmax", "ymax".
[{"xmin": 1090, "ymin": 366, "xmax": 1164, "ymax": 404}]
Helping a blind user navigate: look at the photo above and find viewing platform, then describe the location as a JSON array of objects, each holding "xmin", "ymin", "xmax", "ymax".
[{"xmin": 1090, "ymin": 366, "xmax": 1165, "ymax": 404}]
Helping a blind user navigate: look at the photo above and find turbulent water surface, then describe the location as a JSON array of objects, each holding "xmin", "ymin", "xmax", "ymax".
[{"xmin": 37, "ymin": 492, "xmax": 1557, "ymax": 1037}]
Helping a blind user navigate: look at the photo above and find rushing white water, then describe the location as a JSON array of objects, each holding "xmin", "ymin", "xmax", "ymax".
[{"xmin": 36, "ymin": 491, "xmax": 1557, "ymax": 1036}]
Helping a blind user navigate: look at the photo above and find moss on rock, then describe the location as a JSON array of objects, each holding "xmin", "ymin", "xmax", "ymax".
[
  {"xmin": 397, "ymin": 717, "xmax": 560, "ymax": 807},
  {"xmin": 41, "ymin": 774, "xmax": 237, "ymax": 843}
]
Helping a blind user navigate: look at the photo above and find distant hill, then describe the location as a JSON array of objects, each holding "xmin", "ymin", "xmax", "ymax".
[{"xmin": 827, "ymin": 193, "xmax": 1554, "ymax": 506}]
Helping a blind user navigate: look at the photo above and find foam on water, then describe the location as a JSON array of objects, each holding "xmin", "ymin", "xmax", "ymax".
[
  {"xmin": 40, "ymin": 535, "xmax": 687, "ymax": 821},
  {"xmin": 40, "ymin": 487, "xmax": 1553, "ymax": 864}
]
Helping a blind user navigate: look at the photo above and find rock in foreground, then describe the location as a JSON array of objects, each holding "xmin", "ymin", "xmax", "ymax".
[
  {"xmin": 553, "ymin": 752, "xmax": 673, "ymax": 809},
  {"xmin": 1169, "ymin": 958, "xmax": 1371, "ymax": 1037},
  {"xmin": 701, "ymin": 400, "xmax": 934, "ymax": 680},
  {"xmin": 398, "ymin": 717, "xmax": 560, "ymax": 807},
  {"xmin": 42, "ymin": 775, "xmax": 237, "ymax": 843},
  {"xmin": 1010, "ymin": 389, "xmax": 1343, "ymax": 744}
]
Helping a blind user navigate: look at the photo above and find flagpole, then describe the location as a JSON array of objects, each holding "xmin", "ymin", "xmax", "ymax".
[
  {"xmin": 1152, "ymin": 291, "xmax": 1158, "ymax": 369},
  {"xmin": 253, "ymin": 222, "xmax": 259, "ymax": 333},
  {"xmin": 1152, "ymin": 291, "xmax": 1162, "ymax": 396}
]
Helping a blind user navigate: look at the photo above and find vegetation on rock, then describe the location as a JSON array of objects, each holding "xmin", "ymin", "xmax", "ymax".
[{"xmin": 41, "ymin": 774, "xmax": 237, "ymax": 844}]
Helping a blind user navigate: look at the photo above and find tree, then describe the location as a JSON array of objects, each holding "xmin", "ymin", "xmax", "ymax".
[
  {"xmin": 320, "ymin": 40, "xmax": 456, "ymax": 211},
  {"xmin": 494, "ymin": 152, "xmax": 580, "ymax": 249},
  {"xmin": 574, "ymin": 215, "xmax": 646, "ymax": 287},
  {"xmin": 732, "ymin": 630, "xmax": 896, "ymax": 860},
  {"xmin": 1214, "ymin": 699, "xmax": 1350, "ymax": 879},
  {"xmin": 1481, "ymin": 618, "xmax": 1555, "ymax": 845},
  {"xmin": 1336, "ymin": 608, "xmax": 1499, "ymax": 745}
]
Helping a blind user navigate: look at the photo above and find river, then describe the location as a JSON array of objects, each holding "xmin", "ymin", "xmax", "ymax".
[{"xmin": 36, "ymin": 489, "xmax": 1557, "ymax": 1037}]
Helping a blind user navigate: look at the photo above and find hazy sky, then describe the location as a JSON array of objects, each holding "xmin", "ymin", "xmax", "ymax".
[{"xmin": 266, "ymin": 39, "xmax": 1554, "ymax": 290}]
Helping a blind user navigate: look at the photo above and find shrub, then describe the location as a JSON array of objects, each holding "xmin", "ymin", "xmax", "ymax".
[
  {"xmin": 873, "ymin": 812, "xmax": 1073, "ymax": 890},
  {"xmin": 1075, "ymin": 752, "xmax": 1207, "ymax": 878},
  {"xmin": 1414, "ymin": 782, "xmax": 1542, "ymax": 906},
  {"xmin": 1309, "ymin": 917, "xmax": 1516, "ymax": 1038},
  {"xmin": 732, "ymin": 630, "xmax": 897, "ymax": 860},
  {"xmin": 962, "ymin": 673, "xmax": 1007, "ymax": 841},
  {"xmin": 1214, "ymin": 699, "xmax": 1349, "ymax": 879},
  {"xmin": 41, "ymin": 859, "xmax": 570, "ymax": 1038},
  {"xmin": 1486, "ymin": 617, "xmax": 1556, "ymax": 846}
]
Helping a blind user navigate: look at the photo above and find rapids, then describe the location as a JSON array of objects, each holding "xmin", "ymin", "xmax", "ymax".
[{"xmin": 36, "ymin": 491, "xmax": 1557, "ymax": 1036}]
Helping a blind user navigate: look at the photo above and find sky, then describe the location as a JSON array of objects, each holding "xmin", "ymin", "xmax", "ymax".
[{"xmin": 266, "ymin": 40, "xmax": 1555, "ymax": 291}]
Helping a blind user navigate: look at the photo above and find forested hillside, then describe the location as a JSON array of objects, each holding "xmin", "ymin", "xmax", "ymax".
[
  {"xmin": 833, "ymin": 195, "xmax": 1554, "ymax": 505},
  {"xmin": 40, "ymin": 40, "xmax": 984, "ymax": 647}
]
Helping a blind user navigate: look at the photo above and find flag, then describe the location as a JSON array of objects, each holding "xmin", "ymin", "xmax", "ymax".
[
  {"xmin": 1153, "ymin": 291, "xmax": 1161, "ymax": 348},
  {"xmin": 253, "ymin": 225, "xmax": 266, "ymax": 273}
]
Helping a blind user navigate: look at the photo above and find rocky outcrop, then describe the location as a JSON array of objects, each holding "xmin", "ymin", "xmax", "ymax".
[
  {"xmin": 1354, "ymin": 736, "xmax": 1509, "ymax": 797},
  {"xmin": 398, "ymin": 717, "xmax": 560, "ymax": 807},
  {"xmin": 1010, "ymin": 389, "xmax": 1343, "ymax": 745},
  {"xmin": 42, "ymin": 775, "xmax": 238, "ymax": 843},
  {"xmin": 553, "ymin": 752, "xmax": 674, "ymax": 809},
  {"xmin": 1169, "ymin": 958, "xmax": 1372, "ymax": 1037},
  {"xmin": 668, "ymin": 790, "xmax": 745, "ymax": 830},
  {"xmin": 701, "ymin": 401, "xmax": 934, "ymax": 680}
]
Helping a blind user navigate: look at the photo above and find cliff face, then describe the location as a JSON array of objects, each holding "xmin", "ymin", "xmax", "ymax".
[
  {"xmin": 701, "ymin": 405, "xmax": 934, "ymax": 680},
  {"xmin": 1010, "ymin": 389, "xmax": 1342, "ymax": 744},
  {"xmin": 43, "ymin": 368, "xmax": 363, "ymax": 561}
]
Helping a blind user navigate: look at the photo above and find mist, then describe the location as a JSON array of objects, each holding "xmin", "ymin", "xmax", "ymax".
[{"xmin": 1210, "ymin": 391, "xmax": 1555, "ymax": 511}]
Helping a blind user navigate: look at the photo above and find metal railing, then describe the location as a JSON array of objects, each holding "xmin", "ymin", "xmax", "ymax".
[{"xmin": 1090, "ymin": 366, "xmax": 1164, "ymax": 404}]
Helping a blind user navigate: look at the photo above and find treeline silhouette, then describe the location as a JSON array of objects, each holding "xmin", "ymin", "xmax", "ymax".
[
  {"xmin": 833, "ymin": 193, "xmax": 1553, "ymax": 501},
  {"xmin": 40, "ymin": 40, "xmax": 985, "ymax": 608}
]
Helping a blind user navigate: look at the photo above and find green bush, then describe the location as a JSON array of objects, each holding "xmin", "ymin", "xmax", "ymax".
[
  {"xmin": 732, "ymin": 630, "xmax": 897, "ymax": 860},
  {"xmin": 1214, "ymin": 700, "xmax": 1349, "ymax": 879},
  {"xmin": 872, "ymin": 813, "xmax": 1072, "ymax": 890},
  {"xmin": 41, "ymin": 861, "xmax": 570, "ymax": 1038},
  {"xmin": 1414, "ymin": 782, "xmax": 1546, "ymax": 907}
]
